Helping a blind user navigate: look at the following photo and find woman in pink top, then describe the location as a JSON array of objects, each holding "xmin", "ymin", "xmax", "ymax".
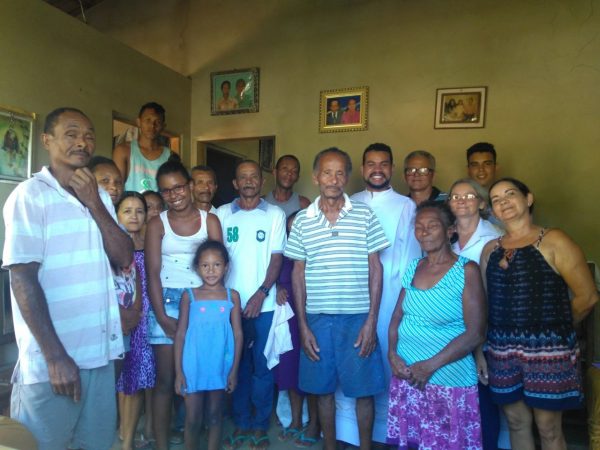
[{"xmin": 341, "ymin": 98, "xmax": 361, "ymax": 124}]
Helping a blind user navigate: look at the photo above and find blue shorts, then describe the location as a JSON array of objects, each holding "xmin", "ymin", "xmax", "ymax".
[
  {"xmin": 299, "ymin": 313, "xmax": 385, "ymax": 397},
  {"xmin": 148, "ymin": 287, "xmax": 184, "ymax": 345}
]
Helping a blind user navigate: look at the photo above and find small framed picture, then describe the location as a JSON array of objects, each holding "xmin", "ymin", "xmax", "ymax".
[
  {"xmin": 259, "ymin": 137, "xmax": 275, "ymax": 172},
  {"xmin": 434, "ymin": 87, "xmax": 487, "ymax": 129},
  {"xmin": 0, "ymin": 106, "xmax": 35, "ymax": 183},
  {"xmin": 319, "ymin": 86, "xmax": 368, "ymax": 133},
  {"xmin": 211, "ymin": 68, "xmax": 259, "ymax": 115}
]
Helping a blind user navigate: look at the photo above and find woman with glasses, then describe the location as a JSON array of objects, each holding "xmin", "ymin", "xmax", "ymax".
[
  {"xmin": 480, "ymin": 177, "xmax": 598, "ymax": 450},
  {"xmin": 145, "ymin": 160, "xmax": 223, "ymax": 450},
  {"xmin": 448, "ymin": 178, "xmax": 501, "ymax": 262},
  {"xmin": 447, "ymin": 179, "xmax": 508, "ymax": 450}
]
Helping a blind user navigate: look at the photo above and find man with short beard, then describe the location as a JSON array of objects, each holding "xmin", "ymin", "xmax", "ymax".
[{"xmin": 342, "ymin": 143, "xmax": 421, "ymax": 446}]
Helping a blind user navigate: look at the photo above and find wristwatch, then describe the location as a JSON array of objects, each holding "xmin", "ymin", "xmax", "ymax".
[{"xmin": 258, "ymin": 285, "xmax": 270, "ymax": 296}]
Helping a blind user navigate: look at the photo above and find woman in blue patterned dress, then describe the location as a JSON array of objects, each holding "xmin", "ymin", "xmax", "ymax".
[
  {"xmin": 479, "ymin": 178, "xmax": 598, "ymax": 450},
  {"xmin": 387, "ymin": 201, "xmax": 486, "ymax": 450}
]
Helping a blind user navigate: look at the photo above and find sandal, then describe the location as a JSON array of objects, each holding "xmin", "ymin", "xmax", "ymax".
[
  {"xmin": 135, "ymin": 432, "xmax": 155, "ymax": 445},
  {"xmin": 250, "ymin": 434, "xmax": 270, "ymax": 450},
  {"xmin": 223, "ymin": 432, "xmax": 251, "ymax": 450},
  {"xmin": 133, "ymin": 438, "xmax": 153, "ymax": 449},
  {"xmin": 278, "ymin": 427, "xmax": 303, "ymax": 442},
  {"xmin": 169, "ymin": 429, "xmax": 184, "ymax": 445},
  {"xmin": 294, "ymin": 431, "xmax": 321, "ymax": 448}
]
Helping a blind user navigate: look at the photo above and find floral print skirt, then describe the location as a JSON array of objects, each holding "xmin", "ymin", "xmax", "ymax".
[{"xmin": 387, "ymin": 376, "xmax": 482, "ymax": 450}]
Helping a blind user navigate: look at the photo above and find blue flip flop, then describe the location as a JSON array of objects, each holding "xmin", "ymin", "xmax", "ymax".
[
  {"xmin": 251, "ymin": 434, "xmax": 270, "ymax": 450},
  {"xmin": 294, "ymin": 431, "xmax": 321, "ymax": 448},
  {"xmin": 278, "ymin": 426, "xmax": 304, "ymax": 442}
]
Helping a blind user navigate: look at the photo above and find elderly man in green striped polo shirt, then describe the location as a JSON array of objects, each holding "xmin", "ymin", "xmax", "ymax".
[{"xmin": 285, "ymin": 147, "xmax": 390, "ymax": 450}]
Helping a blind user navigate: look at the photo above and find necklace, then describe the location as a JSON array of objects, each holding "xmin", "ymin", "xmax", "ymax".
[
  {"xmin": 496, "ymin": 235, "xmax": 517, "ymax": 270},
  {"xmin": 498, "ymin": 248, "xmax": 516, "ymax": 270}
]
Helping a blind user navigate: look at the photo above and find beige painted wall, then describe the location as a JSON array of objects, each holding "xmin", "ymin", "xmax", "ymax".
[
  {"xmin": 87, "ymin": 0, "xmax": 600, "ymax": 263},
  {"xmin": 0, "ymin": 0, "xmax": 192, "ymax": 253},
  {"xmin": 0, "ymin": 0, "xmax": 191, "ymax": 363}
]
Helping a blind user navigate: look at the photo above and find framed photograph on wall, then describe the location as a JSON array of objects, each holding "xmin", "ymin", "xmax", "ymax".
[
  {"xmin": 0, "ymin": 106, "xmax": 35, "ymax": 183},
  {"xmin": 211, "ymin": 67, "xmax": 259, "ymax": 115},
  {"xmin": 319, "ymin": 86, "xmax": 368, "ymax": 133},
  {"xmin": 434, "ymin": 86, "xmax": 487, "ymax": 129},
  {"xmin": 259, "ymin": 137, "xmax": 275, "ymax": 172}
]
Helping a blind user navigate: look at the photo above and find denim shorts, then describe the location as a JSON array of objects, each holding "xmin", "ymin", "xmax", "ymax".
[
  {"xmin": 299, "ymin": 313, "xmax": 385, "ymax": 397},
  {"xmin": 148, "ymin": 287, "xmax": 184, "ymax": 345}
]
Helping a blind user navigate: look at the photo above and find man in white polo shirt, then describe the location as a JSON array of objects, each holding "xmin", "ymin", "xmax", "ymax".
[
  {"xmin": 285, "ymin": 147, "xmax": 389, "ymax": 450},
  {"xmin": 217, "ymin": 160, "xmax": 286, "ymax": 450},
  {"xmin": 2, "ymin": 107, "xmax": 133, "ymax": 449}
]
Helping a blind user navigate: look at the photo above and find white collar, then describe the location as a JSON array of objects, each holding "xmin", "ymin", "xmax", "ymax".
[{"xmin": 306, "ymin": 193, "xmax": 353, "ymax": 219}]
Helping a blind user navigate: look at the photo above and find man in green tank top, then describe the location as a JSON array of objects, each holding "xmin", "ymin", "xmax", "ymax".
[{"xmin": 113, "ymin": 102, "xmax": 174, "ymax": 192}]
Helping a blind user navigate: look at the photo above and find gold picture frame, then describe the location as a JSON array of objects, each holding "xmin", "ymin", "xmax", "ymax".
[
  {"xmin": 434, "ymin": 86, "xmax": 487, "ymax": 129},
  {"xmin": 319, "ymin": 86, "xmax": 368, "ymax": 133}
]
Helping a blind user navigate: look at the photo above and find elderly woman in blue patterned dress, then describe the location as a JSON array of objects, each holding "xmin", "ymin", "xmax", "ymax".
[{"xmin": 387, "ymin": 201, "xmax": 486, "ymax": 450}]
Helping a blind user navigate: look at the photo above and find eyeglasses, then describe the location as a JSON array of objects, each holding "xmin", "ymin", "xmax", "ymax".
[
  {"xmin": 405, "ymin": 167, "xmax": 433, "ymax": 176},
  {"xmin": 449, "ymin": 193, "xmax": 478, "ymax": 201},
  {"xmin": 159, "ymin": 184, "xmax": 188, "ymax": 197}
]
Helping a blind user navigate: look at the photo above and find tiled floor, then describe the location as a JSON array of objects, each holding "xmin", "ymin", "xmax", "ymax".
[
  {"xmin": 111, "ymin": 415, "xmax": 323, "ymax": 450},
  {"xmin": 111, "ymin": 414, "xmax": 590, "ymax": 450}
]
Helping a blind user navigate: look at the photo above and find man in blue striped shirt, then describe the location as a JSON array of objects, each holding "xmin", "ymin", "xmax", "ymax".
[{"xmin": 285, "ymin": 147, "xmax": 389, "ymax": 450}]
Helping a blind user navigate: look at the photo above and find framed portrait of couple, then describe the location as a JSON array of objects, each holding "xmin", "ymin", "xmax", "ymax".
[
  {"xmin": 211, "ymin": 67, "xmax": 259, "ymax": 115},
  {"xmin": 319, "ymin": 86, "xmax": 369, "ymax": 133},
  {"xmin": 434, "ymin": 86, "xmax": 487, "ymax": 129}
]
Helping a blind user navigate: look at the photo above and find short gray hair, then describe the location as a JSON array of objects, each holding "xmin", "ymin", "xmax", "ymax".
[
  {"xmin": 448, "ymin": 177, "xmax": 490, "ymax": 219},
  {"xmin": 312, "ymin": 147, "xmax": 352, "ymax": 175},
  {"xmin": 404, "ymin": 150, "xmax": 436, "ymax": 170}
]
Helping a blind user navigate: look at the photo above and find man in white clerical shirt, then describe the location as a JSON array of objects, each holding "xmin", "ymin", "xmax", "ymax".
[{"xmin": 334, "ymin": 143, "xmax": 421, "ymax": 446}]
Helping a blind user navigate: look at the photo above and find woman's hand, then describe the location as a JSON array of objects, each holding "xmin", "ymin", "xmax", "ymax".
[
  {"xmin": 120, "ymin": 306, "xmax": 141, "ymax": 335},
  {"xmin": 408, "ymin": 359, "xmax": 436, "ymax": 390},
  {"xmin": 226, "ymin": 370, "xmax": 238, "ymax": 393},
  {"xmin": 475, "ymin": 348, "xmax": 489, "ymax": 385},
  {"xmin": 158, "ymin": 315, "xmax": 178, "ymax": 339},
  {"xmin": 275, "ymin": 286, "xmax": 288, "ymax": 306},
  {"xmin": 388, "ymin": 352, "xmax": 411, "ymax": 380},
  {"xmin": 174, "ymin": 372, "xmax": 187, "ymax": 396}
]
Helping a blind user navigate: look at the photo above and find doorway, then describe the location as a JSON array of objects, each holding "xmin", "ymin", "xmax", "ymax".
[
  {"xmin": 206, "ymin": 145, "xmax": 243, "ymax": 207},
  {"xmin": 196, "ymin": 137, "xmax": 276, "ymax": 207}
]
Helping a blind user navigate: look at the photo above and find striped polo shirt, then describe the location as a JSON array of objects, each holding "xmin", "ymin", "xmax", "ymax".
[
  {"xmin": 285, "ymin": 194, "xmax": 389, "ymax": 314},
  {"xmin": 2, "ymin": 167, "xmax": 124, "ymax": 384}
]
